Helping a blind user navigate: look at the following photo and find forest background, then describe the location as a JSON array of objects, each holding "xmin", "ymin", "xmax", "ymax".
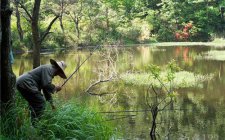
[{"xmin": 12, "ymin": 0, "xmax": 225, "ymax": 52}]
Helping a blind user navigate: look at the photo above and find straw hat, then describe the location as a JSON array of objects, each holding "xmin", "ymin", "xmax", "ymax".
[{"xmin": 50, "ymin": 59, "xmax": 67, "ymax": 79}]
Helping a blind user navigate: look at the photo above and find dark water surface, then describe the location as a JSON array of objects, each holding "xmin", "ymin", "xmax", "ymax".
[{"xmin": 13, "ymin": 45, "xmax": 225, "ymax": 139}]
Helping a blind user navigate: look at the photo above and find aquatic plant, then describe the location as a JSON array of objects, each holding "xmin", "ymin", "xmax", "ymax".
[
  {"xmin": 198, "ymin": 50, "xmax": 225, "ymax": 61},
  {"xmin": 120, "ymin": 71, "xmax": 214, "ymax": 88}
]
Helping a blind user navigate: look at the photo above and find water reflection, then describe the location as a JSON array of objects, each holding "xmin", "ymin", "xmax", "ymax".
[{"xmin": 13, "ymin": 46, "xmax": 225, "ymax": 139}]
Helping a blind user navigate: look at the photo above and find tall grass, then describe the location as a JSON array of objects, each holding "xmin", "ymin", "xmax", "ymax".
[
  {"xmin": 0, "ymin": 93, "xmax": 34, "ymax": 139},
  {"xmin": 37, "ymin": 102, "xmax": 116, "ymax": 140},
  {"xmin": 1, "ymin": 92, "xmax": 117, "ymax": 140}
]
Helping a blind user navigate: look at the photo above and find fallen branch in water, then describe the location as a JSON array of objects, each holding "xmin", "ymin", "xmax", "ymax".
[
  {"xmin": 85, "ymin": 47, "xmax": 118, "ymax": 96},
  {"xmin": 85, "ymin": 74, "xmax": 115, "ymax": 93},
  {"xmin": 87, "ymin": 91, "xmax": 115, "ymax": 96}
]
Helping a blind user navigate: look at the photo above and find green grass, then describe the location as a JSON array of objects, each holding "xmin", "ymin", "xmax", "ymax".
[
  {"xmin": 198, "ymin": 50, "xmax": 225, "ymax": 61},
  {"xmin": 120, "ymin": 71, "xmax": 214, "ymax": 88},
  {"xmin": 212, "ymin": 38, "xmax": 225, "ymax": 43},
  {"xmin": 37, "ymin": 102, "xmax": 116, "ymax": 140},
  {"xmin": 1, "ymin": 93, "xmax": 117, "ymax": 140}
]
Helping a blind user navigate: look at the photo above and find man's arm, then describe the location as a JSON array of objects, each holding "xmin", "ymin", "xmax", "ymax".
[{"xmin": 43, "ymin": 84, "xmax": 62, "ymax": 110}]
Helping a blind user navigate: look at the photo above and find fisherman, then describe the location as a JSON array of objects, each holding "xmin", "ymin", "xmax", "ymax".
[{"xmin": 16, "ymin": 59, "xmax": 67, "ymax": 125}]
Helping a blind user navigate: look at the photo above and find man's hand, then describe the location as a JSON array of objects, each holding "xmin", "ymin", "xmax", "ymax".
[
  {"xmin": 55, "ymin": 86, "xmax": 62, "ymax": 92},
  {"xmin": 50, "ymin": 101, "xmax": 56, "ymax": 111}
]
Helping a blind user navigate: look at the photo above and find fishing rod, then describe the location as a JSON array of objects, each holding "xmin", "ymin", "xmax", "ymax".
[{"xmin": 61, "ymin": 45, "xmax": 100, "ymax": 87}]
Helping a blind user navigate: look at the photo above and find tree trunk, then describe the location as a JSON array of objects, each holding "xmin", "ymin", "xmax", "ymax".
[
  {"xmin": 32, "ymin": 0, "xmax": 41, "ymax": 68},
  {"xmin": 15, "ymin": 1, "xmax": 24, "ymax": 41},
  {"xmin": 150, "ymin": 106, "xmax": 158, "ymax": 138},
  {"xmin": 1, "ymin": 0, "xmax": 16, "ymax": 114},
  {"xmin": 106, "ymin": 7, "xmax": 109, "ymax": 31},
  {"xmin": 59, "ymin": 15, "xmax": 64, "ymax": 33},
  {"xmin": 59, "ymin": 0, "xmax": 64, "ymax": 33},
  {"xmin": 75, "ymin": 17, "xmax": 80, "ymax": 39},
  {"xmin": 0, "ymin": 0, "xmax": 2, "ymax": 101}
]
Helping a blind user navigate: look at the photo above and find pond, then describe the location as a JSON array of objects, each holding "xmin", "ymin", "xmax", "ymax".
[{"xmin": 13, "ymin": 45, "xmax": 225, "ymax": 139}]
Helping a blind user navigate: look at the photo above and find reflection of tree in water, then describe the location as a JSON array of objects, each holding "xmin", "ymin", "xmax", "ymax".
[
  {"xmin": 218, "ymin": 61, "xmax": 224, "ymax": 80},
  {"xmin": 19, "ymin": 59, "xmax": 25, "ymax": 75},
  {"xmin": 162, "ymin": 90, "xmax": 225, "ymax": 139}
]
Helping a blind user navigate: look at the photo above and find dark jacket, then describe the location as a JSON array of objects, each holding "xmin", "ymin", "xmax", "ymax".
[{"xmin": 16, "ymin": 64, "xmax": 57, "ymax": 102}]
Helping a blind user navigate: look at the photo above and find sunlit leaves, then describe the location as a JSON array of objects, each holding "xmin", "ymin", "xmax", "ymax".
[{"xmin": 148, "ymin": 64, "xmax": 161, "ymax": 79}]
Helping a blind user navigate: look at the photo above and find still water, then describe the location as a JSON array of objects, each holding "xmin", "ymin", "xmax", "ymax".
[{"xmin": 13, "ymin": 45, "xmax": 225, "ymax": 139}]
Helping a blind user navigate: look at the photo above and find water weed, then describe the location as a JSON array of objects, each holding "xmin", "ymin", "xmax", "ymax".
[{"xmin": 120, "ymin": 71, "xmax": 214, "ymax": 88}]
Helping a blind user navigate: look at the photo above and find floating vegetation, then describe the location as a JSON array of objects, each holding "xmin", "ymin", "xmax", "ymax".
[
  {"xmin": 198, "ymin": 50, "xmax": 225, "ymax": 61},
  {"xmin": 120, "ymin": 71, "xmax": 214, "ymax": 88}
]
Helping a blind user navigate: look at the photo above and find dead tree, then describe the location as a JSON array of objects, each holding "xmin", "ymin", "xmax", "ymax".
[{"xmin": 85, "ymin": 47, "xmax": 118, "ymax": 96}]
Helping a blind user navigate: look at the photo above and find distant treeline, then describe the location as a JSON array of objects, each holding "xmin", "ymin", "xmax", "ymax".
[{"xmin": 11, "ymin": 0, "xmax": 225, "ymax": 51}]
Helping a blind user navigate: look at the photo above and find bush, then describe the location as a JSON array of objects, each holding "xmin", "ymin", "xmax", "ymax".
[{"xmin": 157, "ymin": 26, "xmax": 175, "ymax": 42}]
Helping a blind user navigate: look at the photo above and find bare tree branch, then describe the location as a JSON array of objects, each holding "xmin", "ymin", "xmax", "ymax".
[
  {"xmin": 146, "ymin": 85, "xmax": 152, "ymax": 108},
  {"xmin": 159, "ymin": 97, "xmax": 173, "ymax": 111},
  {"xmin": 85, "ymin": 74, "xmax": 115, "ymax": 94},
  {"xmin": 40, "ymin": 15, "xmax": 59, "ymax": 43},
  {"xmin": 18, "ymin": 2, "xmax": 32, "ymax": 21},
  {"xmin": 85, "ymin": 47, "xmax": 118, "ymax": 96},
  {"xmin": 87, "ymin": 92, "xmax": 115, "ymax": 96},
  {"xmin": 20, "ymin": 12, "xmax": 31, "ymax": 22}
]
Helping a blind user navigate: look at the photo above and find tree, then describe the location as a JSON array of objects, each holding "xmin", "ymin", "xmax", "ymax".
[
  {"xmin": 19, "ymin": 0, "xmax": 59, "ymax": 68},
  {"xmin": 146, "ymin": 61, "xmax": 179, "ymax": 139},
  {"xmin": 0, "ymin": 0, "xmax": 2, "ymax": 107},
  {"xmin": 66, "ymin": 0, "xmax": 85, "ymax": 40},
  {"xmin": 150, "ymin": 0, "xmax": 222, "ymax": 41},
  {"xmin": 1, "ymin": 0, "xmax": 16, "ymax": 115},
  {"xmin": 14, "ymin": 0, "xmax": 24, "ymax": 41}
]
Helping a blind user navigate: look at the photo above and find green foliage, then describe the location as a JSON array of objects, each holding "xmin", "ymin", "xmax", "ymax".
[
  {"xmin": 118, "ymin": 26, "xmax": 141, "ymax": 44},
  {"xmin": 11, "ymin": 0, "xmax": 224, "ymax": 52},
  {"xmin": 0, "ymin": 93, "xmax": 36, "ymax": 139},
  {"xmin": 37, "ymin": 102, "xmax": 116, "ymax": 139},
  {"xmin": 121, "ymin": 69, "xmax": 214, "ymax": 88},
  {"xmin": 166, "ymin": 60, "xmax": 181, "ymax": 81},
  {"xmin": 150, "ymin": 0, "xmax": 223, "ymax": 41},
  {"xmin": 148, "ymin": 64, "xmax": 160, "ymax": 79},
  {"xmin": 1, "ymin": 93, "xmax": 117, "ymax": 140}
]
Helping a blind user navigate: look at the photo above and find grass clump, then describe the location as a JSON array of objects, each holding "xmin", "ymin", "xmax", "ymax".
[
  {"xmin": 1, "ymin": 93, "xmax": 117, "ymax": 140},
  {"xmin": 0, "ymin": 94, "xmax": 34, "ymax": 140},
  {"xmin": 37, "ymin": 102, "xmax": 116, "ymax": 139},
  {"xmin": 212, "ymin": 38, "xmax": 225, "ymax": 43},
  {"xmin": 120, "ymin": 71, "xmax": 214, "ymax": 88},
  {"xmin": 199, "ymin": 50, "xmax": 225, "ymax": 61}
]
